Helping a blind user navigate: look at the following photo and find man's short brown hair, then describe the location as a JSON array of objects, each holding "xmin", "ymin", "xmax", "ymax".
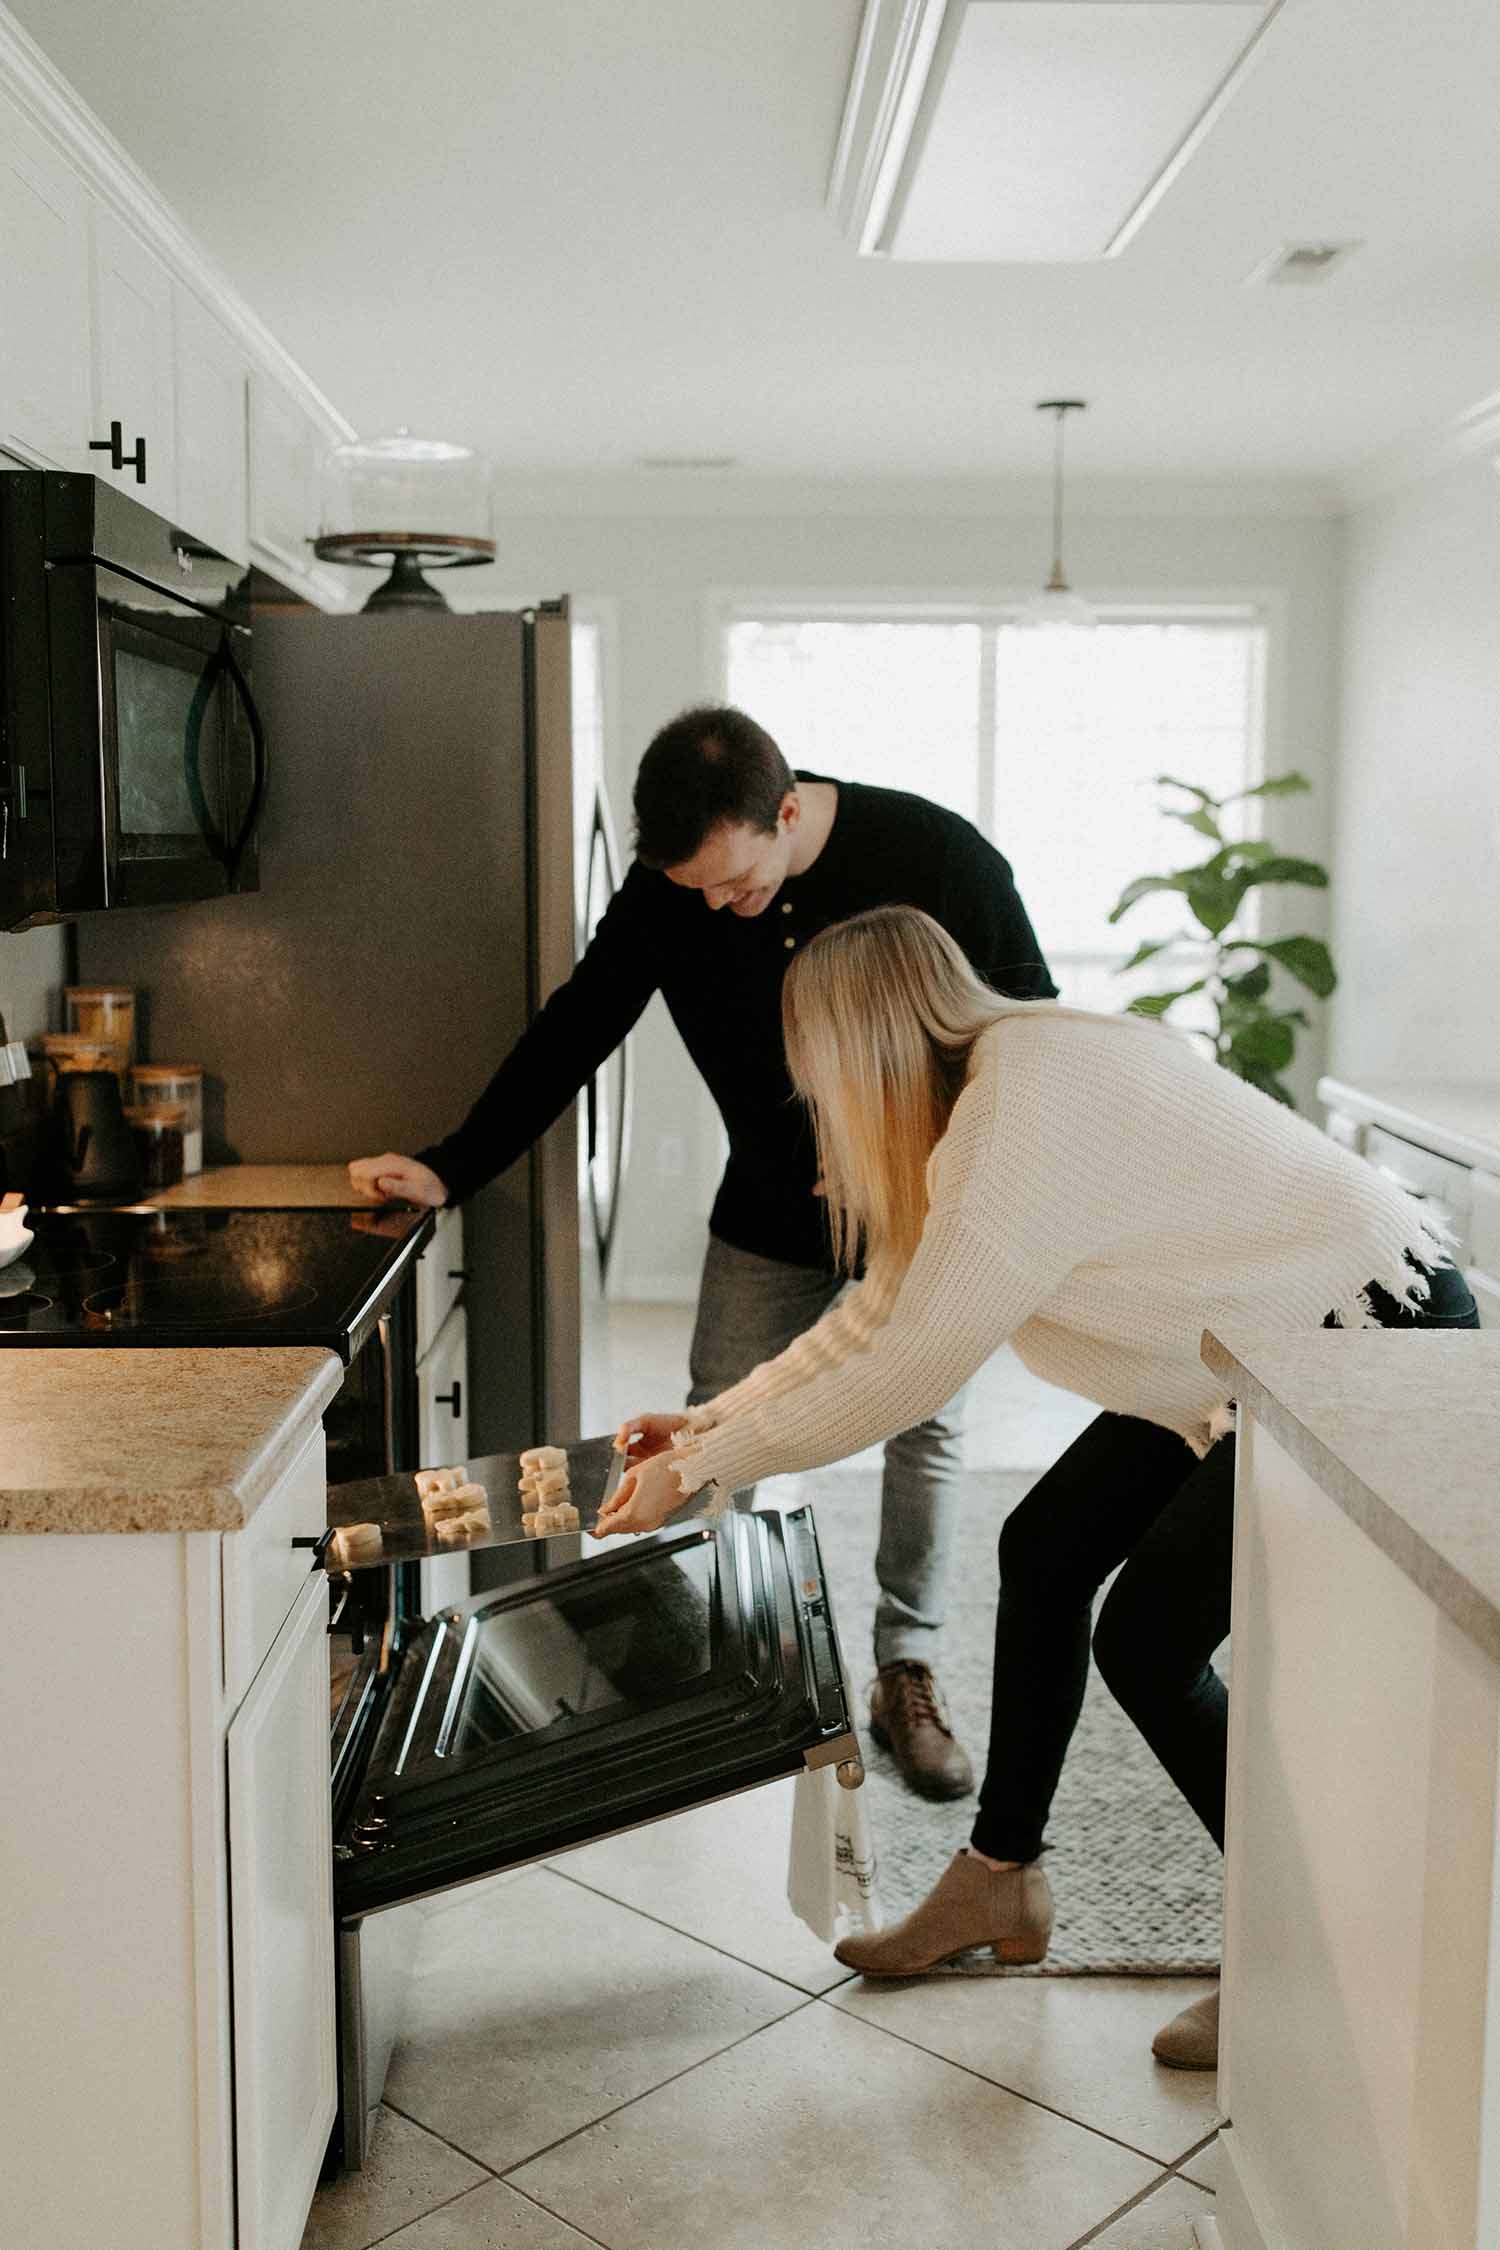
[{"xmin": 633, "ymin": 706, "xmax": 795, "ymax": 869}]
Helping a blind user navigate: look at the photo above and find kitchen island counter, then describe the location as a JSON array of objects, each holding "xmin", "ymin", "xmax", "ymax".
[
  {"xmin": 0, "ymin": 1344, "xmax": 341, "ymax": 1532},
  {"xmin": 1204, "ymin": 1324, "xmax": 1500, "ymax": 2250}
]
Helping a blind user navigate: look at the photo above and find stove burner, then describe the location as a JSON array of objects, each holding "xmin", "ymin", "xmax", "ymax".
[
  {"xmin": 82, "ymin": 1276, "xmax": 322, "ymax": 1330},
  {"xmin": 0, "ymin": 1290, "xmax": 54, "ymax": 1328},
  {"xmin": 30, "ymin": 1245, "xmax": 117, "ymax": 1279}
]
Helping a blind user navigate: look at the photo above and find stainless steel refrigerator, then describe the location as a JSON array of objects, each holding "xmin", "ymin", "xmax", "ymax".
[{"xmin": 76, "ymin": 598, "xmax": 619, "ymax": 1456}]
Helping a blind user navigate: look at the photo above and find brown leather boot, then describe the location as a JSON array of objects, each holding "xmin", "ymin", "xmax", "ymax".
[
  {"xmin": 1152, "ymin": 1986, "xmax": 1220, "ymax": 2070},
  {"xmin": 834, "ymin": 1849, "xmax": 1054, "ymax": 1974},
  {"xmin": 869, "ymin": 1661, "xmax": 974, "ymax": 1800}
]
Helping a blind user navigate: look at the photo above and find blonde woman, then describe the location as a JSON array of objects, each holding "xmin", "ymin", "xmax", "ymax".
[{"xmin": 596, "ymin": 906, "xmax": 1477, "ymax": 2069}]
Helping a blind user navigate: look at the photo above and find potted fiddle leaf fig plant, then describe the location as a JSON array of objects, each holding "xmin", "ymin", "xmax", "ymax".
[{"xmin": 1108, "ymin": 771, "xmax": 1336, "ymax": 1109}]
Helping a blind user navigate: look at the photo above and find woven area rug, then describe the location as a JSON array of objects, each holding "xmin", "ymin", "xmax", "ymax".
[{"xmin": 798, "ymin": 1466, "xmax": 1223, "ymax": 1976}]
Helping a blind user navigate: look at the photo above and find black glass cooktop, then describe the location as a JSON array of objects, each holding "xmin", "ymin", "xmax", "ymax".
[{"xmin": 0, "ymin": 1204, "xmax": 432, "ymax": 1358}]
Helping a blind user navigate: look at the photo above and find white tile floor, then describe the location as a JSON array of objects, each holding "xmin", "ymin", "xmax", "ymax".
[{"xmin": 303, "ymin": 1305, "xmax": 1223, "ymax": 2250}]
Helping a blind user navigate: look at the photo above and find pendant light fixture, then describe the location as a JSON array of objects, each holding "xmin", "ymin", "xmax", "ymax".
[{"xmin": 1020, "ymin": 399, "xmax": 1097, "ymax": 629}]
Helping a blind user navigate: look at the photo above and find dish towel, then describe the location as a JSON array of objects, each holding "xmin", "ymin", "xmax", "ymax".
[{"xmin": 787, "ymin": 1764, "xmax": 882, "ymax": 1944}]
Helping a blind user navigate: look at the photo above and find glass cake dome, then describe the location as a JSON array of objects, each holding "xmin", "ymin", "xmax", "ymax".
[{"xmin": 314, "ymin": 430, "xmax": 495, "ymax": 610}]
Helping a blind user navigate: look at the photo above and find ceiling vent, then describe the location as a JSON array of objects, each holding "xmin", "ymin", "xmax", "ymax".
[
  {"xmin": 1245, "ymin": 240, "xmax": 1363, "ymax": 286},
  {"xmin": 829, "ymin": 0, "xmax": 1286, "ymax": 262}
]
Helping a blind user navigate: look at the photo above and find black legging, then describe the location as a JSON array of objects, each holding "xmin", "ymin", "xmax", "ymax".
[{"xmin": 971, "ymin": 1259, "xmax": 1481, "ymax": 1864}]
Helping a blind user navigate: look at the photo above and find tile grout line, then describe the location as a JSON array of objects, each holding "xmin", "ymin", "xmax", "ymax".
[
  {"xmin": 380, "ymin": 2096, "xmax": 502, "ymax": 2179},
  {"xmin": 1063, "ymin": 2168, "xmax": 1190, "ymax": 2249},
  {"xmin": 502, "ymin": 2173, "xmax": 617, "ymax": 2250},
  {"xmin": 344, "ymin": 2174, "xmax": 503, "ymax": 2250},
  {"xmin": 811, "ymin": 1988, "xmax": 1217, "ymax": 2178},
  {"xmin": 493, "ymin": 1991, "xmax": 829, "ymax": 2182},
  {"xmin": 546, "ymin": 1856, "xmax": 859, "ymax": 2000}
]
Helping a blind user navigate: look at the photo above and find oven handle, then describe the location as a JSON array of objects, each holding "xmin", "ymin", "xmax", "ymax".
[{"xmin": 377, "ymin": 1312, "xmax": 397, "ymax": 1475}]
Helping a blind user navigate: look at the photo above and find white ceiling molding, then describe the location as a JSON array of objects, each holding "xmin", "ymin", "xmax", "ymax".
[
  {"xmin": 1338, "ymin": 386, "xmax": 1500, "ymax": 512},
  {"xmin": 0, "ymin": 5, "xmax": 353, "ymax": 445},
  {"xmin": 829, "ymin": 0, "xmax": 1286, "ymax": 262}
]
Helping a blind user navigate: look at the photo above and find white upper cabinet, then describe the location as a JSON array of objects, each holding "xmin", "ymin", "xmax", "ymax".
[
  {"xmin": 0, "ymin": 88, "xmax": 91, "ymax": 468},
  {"xmin": 89, "ymin": 203, "xmax": 176, "ymax": 519},
  {"xmin": 249, "ymin": 369, "xmax": 333, "ymax": 597},
  {"xmin": 172, "ymin": 283, "xmax": 249, "ymax": 563}
]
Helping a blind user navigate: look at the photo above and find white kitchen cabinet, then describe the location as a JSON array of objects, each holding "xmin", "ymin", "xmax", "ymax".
[
  {"xmin": 228, "ymin": 1573, "xmax": 337, "ymax": 2250},
  {"xmin": 174, "ymin": 283, "xmax": 249, "ymax": 563},
  {"xmin": 1, "ymin": 1392, "xmax": 337, "ymax": 2250},
  {"xmin": 416, "ymin": 1202, "xmax": 467, "ymax": 1359},
  {"xmin": 0, "ymin": 88, "xmax": 91, "ymax": 468},
  {"xmin": 89, "ymin": 203, "xmax": 176, "ymax": 518},
  {"xmin": 248, "ymin": 369, "xmax": 323, "ymax": 587}
]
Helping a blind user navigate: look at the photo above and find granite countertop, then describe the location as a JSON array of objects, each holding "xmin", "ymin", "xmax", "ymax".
[
  {"xmin": 0, "ymin": 1347, "xmax": 342, "ymax": 1533},
  {"xmin": 147, "ymin": 1163, "xmax": 369, "ymax": 1209},
  {"xmin": 1204, "ymin": 1328, "xmax": 1500, "ymax": 1663},
  {"xmin": 1317, "ymin": 1077, "xmax": 1500, "ymax": 1173}
]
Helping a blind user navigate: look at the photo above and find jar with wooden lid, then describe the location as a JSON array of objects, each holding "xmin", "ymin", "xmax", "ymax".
[
  {"xmin": 38, "ymin": 1031, "xmax": 117, "ymax": 1098},
  {"xmin": 64, "ymin": 986, "xmax": 135, "ymax": 1086},
  {"xmin": 124, "ymin": 1103, "xmax": 187, "ymax": 1191},
  {"xmin": 128, "ymin": 1064, "xmax": 204, "ymax": 1175}
]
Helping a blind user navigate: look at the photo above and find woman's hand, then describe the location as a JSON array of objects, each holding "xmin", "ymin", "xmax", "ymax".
[
  {"xmin": 594, "ymin": 1449, "xmax": 691, "ymax": 1537},
  {"xmin": 348, "ymin": 1153, "xmax": 448, "ymax": 1208},
  {"xmin": 613, "ymin": 1412, "xmax": 685, "ymax": 1463}
]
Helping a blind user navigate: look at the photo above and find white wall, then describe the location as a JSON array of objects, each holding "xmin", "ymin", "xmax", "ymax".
[
  {"xmin": 1329, "ymin": 451, "xmax": 1500, "ymax": 1083},
  {"xmin": 0, "ymin": 924, "xmax": 66, "ymax": 1043},
  {"xmin": 473, "ymin": 479, "xmax": 1342, "ymax": 1301}
]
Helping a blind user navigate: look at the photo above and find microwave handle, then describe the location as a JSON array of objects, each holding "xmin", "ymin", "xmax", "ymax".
[{"xmin": 217, "ymin": 632, "xmax": 268, "ymax": 883}]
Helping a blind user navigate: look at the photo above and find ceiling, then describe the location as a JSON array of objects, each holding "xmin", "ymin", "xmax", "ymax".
[{"xmin": 12, "ymin": 0, "xmax": 1500, "ymax": 483}]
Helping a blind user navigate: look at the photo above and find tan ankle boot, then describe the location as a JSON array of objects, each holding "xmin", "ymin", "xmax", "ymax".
[
  {"xmin": 833, "ymin": 1849, "xmax": 1053, "ymax": 1976},
  {"xmin": 1152, "ymin": 1986, "xmax": 1219, "ymax": 2070}
]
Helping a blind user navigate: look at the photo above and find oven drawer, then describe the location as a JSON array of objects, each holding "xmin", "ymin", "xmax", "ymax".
[{"xmin": 223, "ymin": 1423, "xmax": 328, "ymax": 1707}]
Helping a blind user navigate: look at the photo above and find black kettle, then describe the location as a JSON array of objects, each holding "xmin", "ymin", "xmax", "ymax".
[{"xmin": 51, "ymin": 1071, "xmax": 143, "ymax": 1204}]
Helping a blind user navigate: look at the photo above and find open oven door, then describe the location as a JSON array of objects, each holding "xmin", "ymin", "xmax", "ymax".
[{"xmin": 328, "ymin": 1491, "xmax": 858, "ymax": 2167}]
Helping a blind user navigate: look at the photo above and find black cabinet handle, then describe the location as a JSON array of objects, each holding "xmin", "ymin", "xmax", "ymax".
[
  {"xmin": 436, "ymin": 1380, "xmax": 462, "ymax": 1417},
  {"xmin": 292, "ymin": 1527, "xmax": 337, "ymax": 1567},
  {"xmin": 88, "ymin": 419, "xmax": 147, "ymax": 484},
  {"xmin": 447, "ymin": 1267, "xmax": 469, "ymax": 1282}
]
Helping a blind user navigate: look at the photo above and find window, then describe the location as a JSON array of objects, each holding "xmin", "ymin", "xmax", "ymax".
[{"xmin": 723, "ymin": 609, "xmax": 1265, "ymax": 1017}]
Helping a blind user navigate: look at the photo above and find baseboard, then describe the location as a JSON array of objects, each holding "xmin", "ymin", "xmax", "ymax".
[{"xmin": 1192, "ymin": 2221, "xmax": 1226, "ymax": 2249}]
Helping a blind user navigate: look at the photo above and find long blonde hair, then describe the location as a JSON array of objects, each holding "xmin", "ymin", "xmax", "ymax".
[{"xmin": 782, "ymin": 906, "xmax": 1133, "ymax": 1273}]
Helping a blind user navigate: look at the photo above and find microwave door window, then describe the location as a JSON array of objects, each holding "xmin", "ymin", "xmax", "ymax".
[{"xmin": 112, "ymin": 637, "xmax": 227, "ymax": 866}]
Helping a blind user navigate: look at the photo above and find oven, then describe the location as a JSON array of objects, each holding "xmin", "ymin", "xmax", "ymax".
[
  {"xmin": 0, "ymin": 472, "xmax": 264, "ymax": 929},
  {"xmin": 320, "ymin": 1439, "xmax": 860, "ymax": 2171}
]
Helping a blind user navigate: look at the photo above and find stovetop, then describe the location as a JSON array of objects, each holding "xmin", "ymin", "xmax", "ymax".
[{"xmin": 0, "ymin": 1203, "xmax": 433, "ymax": 1359}]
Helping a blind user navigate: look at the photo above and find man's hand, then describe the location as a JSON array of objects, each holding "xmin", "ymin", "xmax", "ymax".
[
  {"xmin": 348, "ymin": 1153, "xmax": 448, "ymax": 1208},
  {"xmin": 594, "ymin": 1450, "xmax": 690, "ymax": 1537}
]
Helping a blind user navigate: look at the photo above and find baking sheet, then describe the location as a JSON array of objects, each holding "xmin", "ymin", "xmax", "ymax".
[{"xmin": 324, "ymin": 1432, "xmax": 626, "ymax": 1570}]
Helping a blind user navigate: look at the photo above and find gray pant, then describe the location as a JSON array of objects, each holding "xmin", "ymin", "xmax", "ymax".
[{"xmin": 687, "ymin": 1232, "xmax": 966, "ymax": 1669}]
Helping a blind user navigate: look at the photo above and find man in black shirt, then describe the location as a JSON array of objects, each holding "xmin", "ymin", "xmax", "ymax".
[{"xmin": 351, "ymin": 707, "xmax": 1055, "ymax": 1799}]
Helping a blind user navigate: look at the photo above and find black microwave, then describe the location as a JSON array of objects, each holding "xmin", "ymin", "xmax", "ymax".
[{"xmin": 0, "ymin": 473, "xmax": 266, "ymax": 930}]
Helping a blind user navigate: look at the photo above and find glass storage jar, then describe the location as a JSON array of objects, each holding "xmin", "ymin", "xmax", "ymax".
[
  {"xmin": 129, "ymin": 1064, "xmax": 204, "ymax": 1175},
  {"xmin": 64, "ymin": 987, "xmax": 135, "ymax": 1087},
  {"xmin": 124, "ymin": 1104, "xmax": 187, "ymax": 1191}
]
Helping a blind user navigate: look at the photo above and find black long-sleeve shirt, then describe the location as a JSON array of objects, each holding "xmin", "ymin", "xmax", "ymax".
[{"xmin": 418, "ymin": 773, "xmax": 1056, "ymax": 1272}]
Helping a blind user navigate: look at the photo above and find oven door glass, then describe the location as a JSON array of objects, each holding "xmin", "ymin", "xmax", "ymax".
[{"xmin": 334, "ymin": 1505, "xmax": 855, "ymax": 1918}]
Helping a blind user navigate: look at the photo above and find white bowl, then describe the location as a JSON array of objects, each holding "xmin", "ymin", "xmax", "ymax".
[{"xmin": 0, "ymin": 1212, "xmax": 34, "ymax": 1269}]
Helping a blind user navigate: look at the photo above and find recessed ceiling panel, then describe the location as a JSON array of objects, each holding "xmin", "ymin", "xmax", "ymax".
[{"xmin": 883, "ymin": 0, "xmax": 1273, "ymax": 261}]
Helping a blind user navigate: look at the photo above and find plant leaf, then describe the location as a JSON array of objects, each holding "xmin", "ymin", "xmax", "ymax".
[
  {"xmin": 1154, "ymin": 775, "xmax": 1217, "ymax": 805},
  {"xmin": 1164, "ymin": 806, "xmax": 1224, "ymax": 841},
  {"xmin": 1253, "ymin": 934, "xmax": 1337, "ymax": 996},
  {"xmin": 1222, "ymin": 771, "xmax": 1311, "ymax": 804},
  {"xmin": 1183, "ymin": 869, "xmax": 1243, "ymax": 936},
  {"xmin": 1228, "ymin": 1017, "xmax": 1296, "ymax": 1072},
  {"xmin": 1222, "ymin": 961, "xmax": 1271, "ymax": 1001},
  {"xmin": 1107, "ymin": 873, "xmax": 1194, "ymax": 923},
  {"xmin": 1234, "ymin": 856, "xmax": 1328, "ymax": 892},
  {"xmin": 1115, "ymin": 937, "xmax": 1184, "ymax": 972},
  {"xmin": 1218, "ymin": 839, "xmax": 1277, "ymax": 864},
  {"xmin": 1127, "ymin": 980, "xmax": 1206, "ymax": 1017}
]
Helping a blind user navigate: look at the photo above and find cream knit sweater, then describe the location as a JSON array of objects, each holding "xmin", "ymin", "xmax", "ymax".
[{"xmin": 673, "ymin": 1007, "xmax": 1450, "ymax": 1500}]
